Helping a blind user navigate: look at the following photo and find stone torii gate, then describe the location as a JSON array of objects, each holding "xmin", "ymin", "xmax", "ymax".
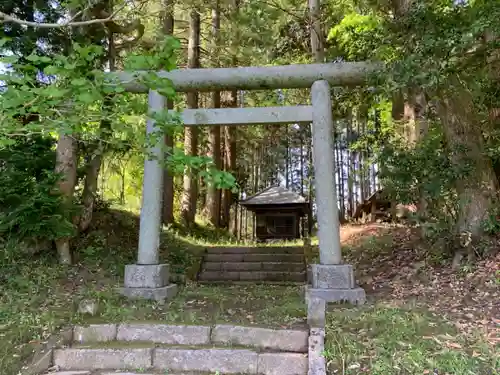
[{"xmin": 115, "ymin": 62, "xmax": 376, "ymax": 304}]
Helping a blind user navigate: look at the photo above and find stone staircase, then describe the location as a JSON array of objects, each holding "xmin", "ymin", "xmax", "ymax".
[
  {"xmin": 198, "ymin": 246, "xmax": 307, "ymax": 283},
  {"xmin": 44, "ymin": 323, "xmax": 309, "ymax": 375}
]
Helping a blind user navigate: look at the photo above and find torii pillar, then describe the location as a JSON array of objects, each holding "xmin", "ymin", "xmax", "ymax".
[
  {"xmin": 307, "ymin": 80, "xmax": 366, "ymax": 305},
  {"xmin": 119, "ymin": 90, "xmax": 178, "ymax": 301}
]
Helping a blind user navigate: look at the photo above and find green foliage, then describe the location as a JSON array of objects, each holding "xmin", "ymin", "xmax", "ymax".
[
  {"xmin": 0, "ymin": 136, "xmax": 74, "ymax": 241},
  {"xmin": 328, "ymin": 12, "xmax": 386, "ymax": 61},
  {"xmin": 380, "ymin": 124, "xmax": 466, "ymax": 217},
  {"xmin": 0, "ymin": 33, "xmax": 237, "ymax": 246}
]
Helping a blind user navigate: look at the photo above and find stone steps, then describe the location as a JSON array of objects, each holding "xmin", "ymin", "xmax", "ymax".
[
  {"xmin": 199, "ymin": 246, "xmax": 306, "ymax": 283},
  {"xmin": 204, "ymin": 253, "xmax": 304, "ymax": 263},
  {"xmin": 46, "ymin": 323, "xmax": 309, "ymax": 375},
  {"xmin": 203, "ymin": 261, "xmax": 305, "ymax": 272},
  {"xmin": 198, "ymin": 270, "xmax": 306, "ymax": 282},
  {"xmin": 206, "ymin": 246, "xmax": 304, "ymax": 255}
]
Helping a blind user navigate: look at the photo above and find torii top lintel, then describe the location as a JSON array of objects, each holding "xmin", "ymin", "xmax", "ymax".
[{"xmin": 109, "ymin": 62, "xmax": 380, "ymax": 93}]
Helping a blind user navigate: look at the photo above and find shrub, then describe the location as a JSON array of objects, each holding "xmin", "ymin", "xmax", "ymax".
[{"xmin": 0, "ymin": 135, "xmax": 74, "ymax": 243}]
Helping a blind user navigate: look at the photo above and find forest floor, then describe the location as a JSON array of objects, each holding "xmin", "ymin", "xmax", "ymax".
[
  {"xmin": 0, "ymin": 210, "xmax": 498, "ymax": 374},
  {"xmin": 324, "ymin": 223, "xmax": 499, "ymax": 374}
]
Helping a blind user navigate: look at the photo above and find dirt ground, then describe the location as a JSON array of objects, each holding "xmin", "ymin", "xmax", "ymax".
[{"xmin": 339, "ymin": 223, "xmax": 499, "ymax": 347}]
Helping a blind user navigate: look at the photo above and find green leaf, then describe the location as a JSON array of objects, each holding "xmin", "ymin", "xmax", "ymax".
[
  {"xmin": 70, "ymin": 78, "xmax": 88, "ymax": 87},
  {"xmin": 77, "ymin": 92, "xmax": 96, "ymax": 104}
]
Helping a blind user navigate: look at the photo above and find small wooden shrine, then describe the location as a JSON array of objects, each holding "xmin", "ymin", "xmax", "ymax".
[{"xmin": 239, "ymin": 186, "xmax": 311, "ymax": 242}]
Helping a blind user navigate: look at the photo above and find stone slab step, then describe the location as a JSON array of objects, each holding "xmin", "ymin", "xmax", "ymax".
[
  {"xmin": 93, "ymin": 373, "xmax": 223, "ymax": 375},
  {"xmin": 202, "ymin": 262, "xmax": 305, "ymax": 272},
  {"xmin": 197, "ymin": 280, "xmax": 305, "ymax": 286},
  {"xmin": 53, "ymin": 348, "xmax": 307, "ymax": 375},
  {"xmin": 211, "ymin": 324, "xmax": 308, "ymax": 353},
  {"xmin": 198, "ymin": 271, "xmax": 306, "ymax": 282},
  {"xmin": 73, "ymin": 324, "xmax": 308, "ymax": 353},
  {"xmin": 206, "ymin": 246, "xmax": 304, "ymax": 255},
  {"xmin": 204, "ymin": 254, "xmax": 304, "ymax": 263}
]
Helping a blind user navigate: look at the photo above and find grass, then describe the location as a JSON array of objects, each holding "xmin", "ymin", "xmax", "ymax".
[
  {"xmin": 324, "ymin": 304, "xmax": 499, "ymax": 375},
  {"xmin": 2, "ymin": 215, "xmax": 497, "ymax": 375},
  {"xmin": 78, "ymin": 283, "xmax": 306, "ymax": 328},
  {"xmin": 0, "ymin": 208, "xmax": 307, "ymax": 374},
  {"xmin": 323, "ymin": 223, "xmax": 500, "ymax": 375}
]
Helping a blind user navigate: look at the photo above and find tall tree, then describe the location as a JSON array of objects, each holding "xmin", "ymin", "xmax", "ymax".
[
  {"xmin": 221, "ymin": 0, "xmax": 239, "ymax": 235},
  {"xmin": 180, "ymin": 9, "xmax": 201, "ymax": 227},
  {"xmin": 205, "ymin": 0, "xmax": 222, "ymax": 227},
  {"xmin": 162, "ymin": 0, "xmax": 176, "ymax": 225}
]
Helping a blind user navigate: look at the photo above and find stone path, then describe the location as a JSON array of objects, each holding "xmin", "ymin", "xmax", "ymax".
[
  {"xmin": 43, "ymin": 323, "xmax": 309, "ymax": 375},
  {"xmin": 198, "ymin": 246, "xmax": 307, "ymax": 283}
]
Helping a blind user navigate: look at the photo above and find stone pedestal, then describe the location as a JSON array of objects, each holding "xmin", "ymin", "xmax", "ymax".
[
  {"xmin": 306, "ymin": 264, "xmax": 366, "ymax": 305},
  {"xmin": 119, "ymin": 264, "xmax": 178, "ymax": 302}
]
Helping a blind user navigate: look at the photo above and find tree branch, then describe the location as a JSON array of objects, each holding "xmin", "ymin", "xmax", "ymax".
[{"xmin": 0, "ymin": 5, "xmax": 126, "ymax": 29}]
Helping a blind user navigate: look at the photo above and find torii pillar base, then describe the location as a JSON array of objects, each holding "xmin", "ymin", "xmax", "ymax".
[{"xmin": 306, "ymin": 264, "xmax": 366, "ymax": 305}]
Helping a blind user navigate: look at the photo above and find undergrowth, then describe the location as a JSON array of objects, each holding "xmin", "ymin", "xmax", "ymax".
[
  {"xmin": 325, "ymin": 305, "xmax": 499, "ymax": 375},
  {"xmin": 324, "ymin": 225, "xmax": 499, "ymax": 375},
  {"xmin": 0, "ymin": 208, "xmax": 307, "ymax": 374}
]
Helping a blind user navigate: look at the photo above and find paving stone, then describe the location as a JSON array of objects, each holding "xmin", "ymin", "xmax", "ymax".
[
  {"xmin": 308, "ymin": 328, "xmax": 326, "ymax": 375},
  {"xmin": 74, "ymin": 324, "xmax": 117, "ymax": 343},
  {"xmin": 261, "ymin": 262, "xmax": 305, "ymax": 272},
  {"xmin": 243, "ymin": 254, "xmax": 304, "ymax": 262},
  {"xmin": 116, "ymin": 324, "xmax": 211, "ymax": 345},
  {"xmin": 257, "ymin": 353, "xmax": 308, "ymax": 375},
  {"xmin": 202, "ymin": 262, "xmax": 223, "ymax": 270},
  {"xmin": 311, "ymin": 264, "xmax": 354, "ymax": 289},
  {"xmin": 205, "ymin": 254, "xmax": 244, "ymax": 262},
  {"xmin": 206, "ymin": 247, "xmax": 304, "ymax": 254},
  {"xmin": 222, "ymin": 262, "xmax": 262, "ymax": 271},
  {"xmin": 212, "ymin": 325, "xmax": 308, "ymax": 353},
  {"xmin": 198, "ymin": 271, "xmax": 240, "ymax": 281},
  {"xmin": 206, "ymin": 247, "xmax": 257, "ymax": 254},
  {"xmin": 307, "ymin": 296, "xmax": 326, "ymax": 328},
  {"xmin": 154, "ymin": 348, "xmax": 258, "ymax": 374},
  {"xmin": 53, "ymin": 348, "xmax": 152, "ymax": 370}
]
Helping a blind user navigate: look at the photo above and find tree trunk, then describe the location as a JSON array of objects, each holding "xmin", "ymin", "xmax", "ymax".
[
  {"xmin": 180, "ymin": 9, "xmax": 201, "ymax": 227},
  {"xmin": 224, "ymin": 97, "xmax": 237, "ymax": 235},
  {"xmin": 162, "ymin": 0, "xmax": 175, "ymax": 225},
  {"xmin": 54, "ymin": 133, "xmax": 78, "ymax": 264},
  {"xmin": 306, "ymin": 0, "xmax": 324, "ymax": 232},
  {"xmin": 79, "ymin": 30, "xmax": 116, "ymax": 233},
  {"xmin": 436, "ymin": 80, "xmax": 498, "ymax": 264},
  {"xmin": 205, "ymin": 1, "xmax": 222, "ymax": 227},
  {"xmin": 339, "ymin": 129, "xmax": 346, "ymax": 218},
  {"xmin": 79, "ymin": 147, "xmax": 102, "ymax": 232},
  {"xmin": 285, "ymin": 124, "xmax": 290, "ymax": 188},
  {"xmin": 222, "ymin": 0, "xmax": 239, "ymax": 233},
  {"xmin": 308, "ymin": 0, "xmax": 324, "ymax": 63},
  {"xmin": 300, "ymin": 131, "xmax": 305, "ymax": 196},
  {"xmin": 346, "ymin": 112, "xmax": 354, "ymax": 218}
]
